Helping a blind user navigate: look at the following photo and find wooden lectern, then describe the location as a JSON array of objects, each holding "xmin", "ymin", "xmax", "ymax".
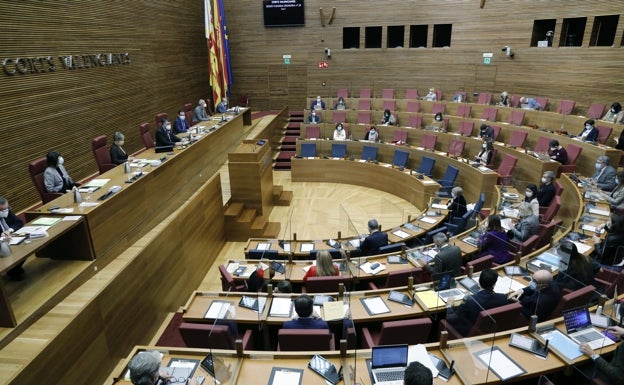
[{"xmin": 228, "ymin": 139, "xmax": 274, "ymax": 215}]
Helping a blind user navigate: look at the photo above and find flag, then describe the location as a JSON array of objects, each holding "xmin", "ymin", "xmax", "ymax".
[
  {"xmin": 205, "ymin": 0, "xmax": 232, "ymax": 108},
  {"xmin": 205, "ymin": 0, "xmax": 222, "ymax": 108},
  {"xmin": 217, "ymin": 0, "xmax": 232, "ymax": 97}
]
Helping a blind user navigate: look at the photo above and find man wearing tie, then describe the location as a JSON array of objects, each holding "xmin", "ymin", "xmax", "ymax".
[
  {"xmin": 155, "ymin": 118, "xmax": 181, "ymax": 147},
  {"xmin": 173, "ymin": 109, "xmax": 190, "ymax": 134},
  {"xmin": 0, "ymin": 197, "xmax": 25, "ymax": 280}
]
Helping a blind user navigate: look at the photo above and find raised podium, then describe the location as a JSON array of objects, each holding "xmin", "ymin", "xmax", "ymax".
[{"xmin": 227, "ymin": 139, "xmax": 274, "ymax": 215}]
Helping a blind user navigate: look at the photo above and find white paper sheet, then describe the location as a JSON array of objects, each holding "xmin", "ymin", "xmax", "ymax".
[
  {"xmin": 271, "ymin": 369, "xmax": 301, "ymax": 385},
  {"xmin": 493, "ymin": 276, "xmax": 526, "ymax": 294},
  {"xmin": 269, "ymin": 297, "xmax": 293, "ymax": 317},
  {"xmin": 361, "ymin": 296, "xmax": 390, "ymax": 315},
  {"xmin": 476, "ymin": 348, "xmax": 524, "ymax": 380},
  {"xmin": 408, "ymin": 345, "xmax": 439, "ymax": 377},
  {"xmin": 392, "ymin": 230, "xmax": 409, "ymax": 239},
  {"xmin": 420, "ymin": 217, "xmax": 437, "ymax": 224}
]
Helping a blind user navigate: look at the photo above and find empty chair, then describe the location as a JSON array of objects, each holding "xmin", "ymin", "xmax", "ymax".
[
  {"xmin": 421, "ymin": 134, "xmax": 437, "ymax": 150},
  {"xmin": 361, "ymin": 318, "xmax": 432, "ymax": 348},
  {"xmin": 510, "ymin": 234, "xmax": 540, "ymax": 256},
  {"xmin": 336, "ymin": 88, "xmax": 348, "ymax": 99},
  {"xmin": 432, "ymin": 103, "xmax": 446, "ymax": 115},
  {"xmin": 441, "ymin": 302, "xmax": 526, "ymax": 339},
  {"xmin": 359, "ymin": 88, "xmax": 372, "ymax": 98},
  {"xmin": 278, "ymin": 329, "xmax": 334, "ymax": 351},
  {"xmin": 406, "ymin": 101, "xmax": 420, "ymax": 113},
  {"xmin": 332, "ymin": 111, "xmax": 347, "ymax": 124},
  {"xmin": 594, "ymin": 268, "xmax": 624, "ymax": 298},
  {"xmin": 331, "ymin": 143, "xmax": 347, "ymax": 158},
  {"xmin": 91, "ymin": 135, "xmax": 116, "ymax": 174},
  {"xmin": 301, "ymin": 143, "xmax": 317, "ymax": 157},
  {"xmin": 179, "ymin": 323, "xmax": 253, "ymax": 350},
  {"xmin": 495, "ymin": 154, "xmax": 518, "ymax": 185},
  {"xmin": 490, "ymin": 125, "xmax": 501, "ymax": 141},
  {"xmin": 587, "ymin": 103, "xmax": 606, "ymax": 119},
  {"xmin": 447, "ymin": 209, "xmax": 475, "ymax": 236},
  {"xmin": 417, "ymin": 156, "xmax": 436, "ymax": 177},
  {"xmin": 535, "ymin": 97, "xmax": 548, "ymax": 110},
  {"xmin": 510, "ymin": 95, "xmax": 522, "ymax": 108},
  {"xmin": 378, "ymin": 242, "xmax": 406, "ymax": 254},
  {"xmin": 303, "ymin": 275, "xmax": 351, "ymax": 293},
  {"xmin": 28, "ymin": 157, "xmax": 64, "ymax": 204},
  {"xmin": 437, "ymin": 165, "xmax": 459, "ymax": 197},
  {"xmin": 305, "ymin": 125, "xmax": 321, "ymax": 139},
  {"xmin": 548, "ymin": 285, "xmax": 596, "ymax": 320},
  {"xmin": 247, "ymin": 249, "xmax": 279, "ymax": 260},
  {"xmin": 155, "ymin": 112, "xmax": 168, "ymax": 127},
  {"xmin": 361, "ymin": 145, "xmax": 378, "ymax": 161},
  {"xmin": 218, "ymin": 265, "xmax": 245, "ymax": 292},
  {"xmin": 358, "ymin": 99, "xmax": 371, "ymax": 110},
  {"xmin": 508, "ymin": 110, "xmax": 525, "ymax": 125},
  {"xmin": 382, "ymin": 100, "xmax": 396, "ymax": 111},
  {"xmin": 557, "ymin": 100, "xmax": 576, "ymax": 115},
  {"xmin": 558, "ymin": 144, "xmax": 582, "ymax": 174},
  {"xmin": 473, "ymin": 192, "xmax": 486, "ymax": 219},
  {"xmin": 540, "ymin": 195, "xmax": 561, "ymax": 224},
  {"xmin": 392, "ymin": 150, "xmax": 410, "ymax": 168},
  {"xmin": 533, "ymin": 136, "xmax": 551, "ymax": 153},
  {"xmin": 368, "ymin": 267, "xmax": 420, "ymax": 290},
  {"xmin": 405, "ymin": 89, "xmax": 419, "ymax": 99},
  {"xmin": 507, "ymin": 130, "xmax": 528, "ymax": 148},
  {"xmin": 461, "ymin": 254, "xmax": 494, "ymax": 275},
  {"xmin": 596, "ymin": 125, "xmax": 613, "ymax": 144},
  {"xmin": 183, "ymin": 102, "xmax": 193, "ymax": 123},
  {"xmin": 435, "ymin": 89, "xmax": 442, "ymax": 101},
  {"xmin": 381, "ymin": 89, "xmax": 394, "ymax": 99},
  {"xmin": 481, "ymin": 107, "xmax": 498, "ymax": 122},
  {"xmin": 406, "ymin": 115, "xmax": 422, "ymax": 128},
  {"xmin": 458, "ymin": 121, "xmax": 474, "ymax": 136},
  {"xmin": 456, "ymin": 104, "xmax": 471, "ymax": 118},
  {"xmin": 477, "ymin": 93, "xmax": 492, "ymax": 105},
  {"xmin": 448, "ymin": 139, "xmax": 465, "ymax": 157},
  {"xmin": 392, "ymin": 130, "xmax": 408, "ymax": 144},
  {"xmin": 139, "ymin": 122, "xmax": 155, "ymax": 149},
  {"xmin": 420, "ymin": 226, "xmax": 448, "ymax": 245},
  {"xmin": 534, "ymin": 219, "xmax": 562, "ymax": 250},
  {"xmin": 357, "ymin": 111, "xmax": 372, "ymax": 125}
]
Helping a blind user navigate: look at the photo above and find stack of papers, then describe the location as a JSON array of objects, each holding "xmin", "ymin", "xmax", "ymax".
[
  {"xmin": 392, "ymin": 229, "xmax": 409, "ymax": 239},
  {"xmin": 269, "ymin": 297, "xmax": 293, "ymax": 317},
  {"xmin": 18, "ymin": 226, "xmax": 49, "ymax": 239},
  {"xmin": 31, "ymin": 217, "xmax": 61, "ymax": 226},
  {"xmin": 589, "ymin": 207, "xmax": 610, "ymax": 216},
  {"xmin": 419, "ymin": 217, "xmax": 437, "ymax": 224},
  {"xmin": 359, "ymin": 261, "xmax": 386, "ymax": 275},
  {"xmin": 493, "ymin": 276, "xmax": 526, "ymax": 294}
]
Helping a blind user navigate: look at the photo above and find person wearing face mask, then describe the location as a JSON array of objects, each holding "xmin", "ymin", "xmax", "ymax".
[
  {"xmin": 477, "ymin": 214, "xmax": 512, "ymax": 264},
  {"xmin": 0, "ymin": 197, "xmax": 26, "ymax": 281},
  {"xmin": 109, "ymin": 132, "xmax": 134, "ymax": 165},
  {"xmin": 498, "ymin": 91, "xmax": 510, "ymax": 107},
  {"xmin": 192, "ymin": 99, "xmax": 210, "ymax": 123},
  {"xmin": 364, "ymin": 126, "xmax": 379, "ymax": 142},
  {"xmin": 380, "ymin": 109, "xmax": 396, "ymax": 126},
  {"xmin": 430, "ymin": 112, "xmax": 445, "ymax": 131},
  {"xmin": 475, "ymin": 139, "xmax": 494, "ymax": 166},
  {"xmin": 333, "ymin": 123, "xmax": 346, "ymax": 140},
  {"xmin": 155, "ymin": 118, "xmax": 181, "ymax": 147},
  {"xmin": 306, "ymin": 110, "xmax": 321, "ymax": 124},
  {"xmin": 522, "ymin": 184, "xmax": 540, "ymax": 216},
  {"xmin": 216, "ymin": 97, "xmax": 228, "ymax": 113},
  {"xmin": 43, "ymin": 151, "xmax": 78, "ymax": 193},
  {"xmin": 579, "ymin": 119, "xmax": 599, "ymax": 142},
  {"xmin": 423, "ymin": 88, "xmax": 437, "ymax": 101},
  {"xmin": 536, "ymin": 171, "xmax": 556, "ymax": 207},
  {"xmin": 173, "ymin": 109, "xmax": 190, "ymax": 134},
  {"xmin": 478, "ymin": 124, "xmax": 494, "ymax": 140},
  {"xmin": 547, "ymin": 139, "xmax": 568, "ymax": 164},
  {"xmin": 448, "ymin": 186, "xmax": 467, "ymax": 219},
  {"xmin": 519, "ymin": 96, "xmax": 543, "ymax": 111},
  {"xmin": 601, "ymin": 102, "xmax": 623, "ymax": 124},
  {"xmin": 592, "ymin": 155, "xmax": 617, "ymax": 191},
  {"xmin": 415, "ymin": 232, "xmax": 462, "ymax": 277},
  {"xmin": 508, "ymin": 269, "xmax": 561, "ymax": 322},
  {"xmin": 310, "ymin": 95, "xmax": 325, "ymax": 110},
  {"xmin": 334, "ymin": 96, "xmax": 347, "ymax": 110},
  {"xmin": 592, "ymin": 213, "xmax": 624, "ymax": 270},
  {"xmin": 507, "ymin": 201, "xmax": 539, "ymax": 243},
  {"xmin": 601, "ymin": 171, "xmax": 624, "ymax": 208}
]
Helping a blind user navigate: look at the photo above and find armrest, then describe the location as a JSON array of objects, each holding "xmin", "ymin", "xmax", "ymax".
[
  {"xmin": 596, "ymin": 268, "xmax": 619, "ymax": 283},
  {"xmin": 368, "ymin": 281, "xmax": 380, "ymax": 290},
  {"xmin": 361, "ymin": 326, "xmax": 376, "ymax": 349},
  {"xmin": 240, "ymin": 329, "xmax": 254, "ymax": 351},
  {"xmin": 438, "ymin": 319, "xmax": 463, "ymax": 340}
]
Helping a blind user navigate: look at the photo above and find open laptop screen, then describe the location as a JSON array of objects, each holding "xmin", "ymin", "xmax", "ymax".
[
  {"xmin": 371, "ymin": 345, "xmax": 408, "ymax": 369},
  {"xmin": 432, "ymin": 271, "xmax": 453, "ymax": 291},
  {"xmin": 563, "ymin": 307, "xmax": 591, "ymax": 334}
]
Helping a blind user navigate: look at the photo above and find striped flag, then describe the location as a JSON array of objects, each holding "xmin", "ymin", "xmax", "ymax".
[{"xmin": 205, "ymin": 0, "xmax": 232, "ymax": 109}]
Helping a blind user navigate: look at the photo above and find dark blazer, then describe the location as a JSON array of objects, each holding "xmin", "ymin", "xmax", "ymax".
[
  {"xmin": 427, "ymin": 244, "xmax": 463, "ymax": 277},
  {"xmin": 360, "ymin": 230, "xmax": 388, "ymax": 256},
  {"xmin": 537, "ymin": 182, "xmax": 556, "ymax": 207},
  {"xmin": 615, "ymin": 130, "xmax": 624, "ymax": 150},
  {"xmin": 3, "ymin": 210, "xmax": 24, "ymax": 232},
  {"xmin": 594, "ymin": 165, "xmax": 617, "ymax": 192},
  {"xmin": 155, "ymin": 126, "xmax": 181, "ymax": 147},
  {"xmin": 594, "ymin": 341, "xmax": 624, "ymax": 385},
  {"xmin": 173, "ymin": 117, "xmax": 190, "ymax": 133},
  {"xmin": 594, "ymin": 228, "xmax": 624, "ymax": 266},
  {"xmin": 447, "ymin": 290, "xmax": 508, "ymax": 336},
  {"xmin": 581, "ymin": 126, "xmax": 599, "ymax": 142},
  {"xmin": 519, "ymin": 284, "xmax": 561, "ymax": 322},
  {"xmin": 283, "ymin": 317, "xmax": 329, "ymax": 329},
  {"xmin": 109, "ymin": 143, "xmax": 128, "ymax": 165},
  {"xmin": 448, "ymin": 195, "xmax": 467, "ymax": 219}
]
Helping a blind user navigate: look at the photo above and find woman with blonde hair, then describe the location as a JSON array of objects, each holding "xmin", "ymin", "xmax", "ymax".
[{"xmin": 303, "ymin": 250, "xmax": 339, "ymax": 281}]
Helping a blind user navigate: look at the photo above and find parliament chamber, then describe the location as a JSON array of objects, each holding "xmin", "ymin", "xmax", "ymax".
[{"xmin": 1, "ymin": 1, "xmax": 624, "ymax": 385}]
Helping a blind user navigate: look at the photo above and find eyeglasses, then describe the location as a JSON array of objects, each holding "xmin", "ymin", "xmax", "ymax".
[{"xmin": 159, "ymin": 376, "xmax": 189, "ymax": 383}]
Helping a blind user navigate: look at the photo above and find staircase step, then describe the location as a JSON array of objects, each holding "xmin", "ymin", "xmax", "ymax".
[
  {"xmin": 238, "ymin": 208, "xmax": 256, "ymax": 224},
  {"xmin": 276, "ymin": 190, "xmax": 293, "ymax": 206},
  {"xmin": 263, "ymin": 222, "xmax": 281, "ymax": 238},
  {"xmin": 251, "ymin": 216, "xmax": 268, "ymax": 230},
  {"xmin": 287, "ymin": 123, "xmax": 301, "ymax": 129},
  {"xmin": 224, "ymin": 202, "xmax": 244, "ymax": 218},
  {"xmin": 272, "ymin": 185, "xmax": 284, "ymax": 197},
  {"xmin": 273, "ymin": 163, "xmax": 291, "ymax": 170}
]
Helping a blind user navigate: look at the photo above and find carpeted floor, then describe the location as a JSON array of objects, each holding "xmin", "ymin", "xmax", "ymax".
[{"xmin": 155, "ymin": 312, "xmax": 187, "ymax": 347}]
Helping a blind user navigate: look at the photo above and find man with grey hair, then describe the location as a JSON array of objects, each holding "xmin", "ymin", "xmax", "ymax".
[
  {"xmin": 359, "ymin": 219, "xmax": 388, "ymax": 256},
  {"xmin": 128, "ymin": 350, "xmax": 198, "ymax": 385},
  {"xmin": 0, "ymin": 196, "xmax": 25, "ymax": 280},
  {"xmin": 508, "ymin": 201, "xmax": 539, "ymax": 242},
  {"xmin": 536, "ymin": 170, "xmax": 556, "ymax": 207},
  {"xmin": 593, "ymin": 155, "xmax": 617, "ymax": 192},
  {"xmin": 416, "ymin": 232, "xmax": 462, "ymax": 277},
  {"xmin": 193, "ymin": 99, "xmax": 210, "ymax": 123}
]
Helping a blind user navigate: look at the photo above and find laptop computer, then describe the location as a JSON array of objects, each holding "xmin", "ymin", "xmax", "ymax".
[
  {"xmin": 562, "ymin": 307, "xmax": 615, "ymax": 350},
  {"xmin": 370, "ymin": 344, "xmax": 409, "ymax": 385}
]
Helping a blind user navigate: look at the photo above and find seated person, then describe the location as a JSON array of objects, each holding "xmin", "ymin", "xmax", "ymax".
[
  {"xmin": 614, "ymin": 128, "xmax": 624, "ymax": 150},
  {"xmin": 246, "ymin": 265, "xmax": 275, "ymax": 292},
  {"xmin": 0, "ymin": 196, "xmax": 26, "ymax": 281},
  {"xmin": 498, "ymin": 91, "xmax": 510, "ymax": 107},
  {"xmin": 155, "ymin": 118, "xmax": 181, "ymax": 147},
  {"xmin": 601, "ymin": 102, "xmax": 623, "ymax": 124},
  {"xmin": 109, "ymin": 132, "xmax": 133, "ymax": 165},
  {"xmin": 173, "ymin": 109, "xmax": 190, "ymax": 134},
  {"xmin": 333, "ymin": 123, "xmax": 346, "ymax": 140},
  {"xmin": 601, "ymin": 171, "xmax": 624, "ymax": 208},
  {"xmin": 448, "ymin": 186, "xmax": 467, "ymax": 219},
  {"xmin": 306, "ymin": 110, "xmax": 321, "ymax": 124},
  {"xmin": 216, "ymin": 97, "xmax": 228, "ymax": 113},
  {"xmin": 283, "ymin": 294, "xmax": 329, "ymax": 329},
  {"xmin": 446, "ymin": 269, "xmax": 508, "ymax": 336},
  {"xmin": 475, "ymin": 139, "xmax": 494, "ymax": 166},
  {"xmin": 359, "ymin": 219, "xmax": 388, "ymax": 256},
  {"xmin": 43, "ymin": 151, "xmax": 78, "ymax": 193},
  {"xmin": 548, "ymin": 139, "xmax": 568, "ymax": 164},
  {"xmin": 520, "ymin": 96, "xmax": 543, "ymax": 110},
  {"xmin": 453, "ymin": 93, "xmax": 464, "ymax": 103},
  {"xmin": 507, "ymin": 202, "xmax": 539, "ymax": 243},
  {"xmin": 580, "ymin": 326, "xmax": 624, "ymax": 385},
  {"xmin": 536, "ymin": 171, "xmax": 556, "ymax": 207},
  {"xmin": 555, "ymin": 241, "xmax": 598, "ymax": 291},
  {"xmin": 423, "ymin": 88, "xmax": 437, "ymax": 101},
  {"xmin": 364, "ymin": 126, "xmax": 379, "ymax": 142},
  {"xmin": 579, "ymin": 119, "xmax": 599, "ymax": 142},
  {"xmin": 415, "ymin": 232, "xmax": 462, "ymax": 277},
  {"xmin": 302, "ymin": 250, "xmax": 339, "ymax": 281},
  {"xmin": 380, "ymin": 109, "xmax": 396, "ymax": 126},
  {"xmin": 192, "ymin": 99, "xmax": 210, "ymax": 123},
  {"xmin": 404, "ymin": 362, "xmax": 433, "ymax": 385},
  {"xmin": 522, "ymin": 184, "xmax": 540, "ymax": 216},
  {"xmin": 478, "ymin": 124, "xmax": 494, "ymax": 140},
  {"xmin": 508, "ymin": 269, "xmax": 561, "ymax": 322},
  {"xmin": 310, "ymin": 95, "xmax": 325, "ymax": 110},
  {"xmin": 275, "ymin": 280, "xmax": 292, "ymax": 294},
  {"xmin": 430, "ymin": 112, "xmax": 445, "ymax": 131},
  {"xmin": 592, "ymin": 213, "xmax": 624, "ymax": 270},
  {"xmin": 477, "ymin": 215, "xmax": 512, "ymax": 264},
  {"xmin": 593, "ymin": 155, "xmax": 617, "ymax": 191},
  {"xmin": 128, "ymin": 350, "xmax": 200, "ymax": 385},
  {"xmin": 334, "ymin": 96, "xmax": 347, "ymax": 110}
]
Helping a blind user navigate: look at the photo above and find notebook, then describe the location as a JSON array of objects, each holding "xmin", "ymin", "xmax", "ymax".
[
  {"xmin": 562, "ymin": 307, "xmax": 615, "ymax": 350},
  {"xmin": 370, "ymin": 344, "xmax": 409, "ymax": 385}
]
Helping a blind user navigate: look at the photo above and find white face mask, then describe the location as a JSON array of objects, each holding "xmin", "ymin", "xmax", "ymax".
[
  {"xmin": 541, "ymin": 177, "xmax": 547, "ymax": 183},
  {"xmin": 611, "ymin": 108, "xmax": 616, "ymax": 113},
  {"xmin": 616, "ymin": 178, "xmax": 620, "ymax": 185},
  {"xmin": 585, "ymin": 124, "xmax": 592, "ymax": 130},
  {"xmin": 596, "ymin": 162, "xmax": 602, "ymax": 170},
  {"xmin": 165, "ymin": 124, "xmax": 171, "ymax": 130},
  {"xmin": 179, "ymin": 115, "xmax": 185, "ymax": 120},
  {"xmin": 337, "ymin": 126, "xmax": 342, "ymax": 131},
  {"xmin": 0, "ymin": 209, "xmax": 8, "ymax": 218},
  {"xmin": 58, "ymin": 156, "xmax": 65, "ymax": 165},
  {"xmin": 482, "ymin": 144, "xmax": 487, "ymax": 149},
  {"xmin": 526, "ymin": 191, "xmax": 533, "ymax": 198}
]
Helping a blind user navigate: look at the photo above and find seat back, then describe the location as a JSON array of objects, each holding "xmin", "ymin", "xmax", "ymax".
[
  {"xmin": 358, "ymin": 99, "xmax": 371, "ymax": 110},
  {"xmin": 301, "ymin": 143, "xmax": 317, "ymax": 157},
  {"xmin": 448, "ymin": 139, "xmax": 466, "ymax": 157},
  {"xmin": 541, "ymin": 196, "xmax": 561, "ymax": 224},
  {"xmin": 535, "ymin": 97, "xmax": 548, "ymax": 110},
  {"xmin": 497, "ymin": 154, "xmax": 518, "ymax": 177},
  {"xmin": 382, "ymin": 268, "xmax": 418, "ymax": 288},
  {"xmin": 511, "ymin": 234, "xmax": 540, "ymax": 256},
  {"xmin": 305, "ymin": 275, "xmax": 351, "ymax": 293},
  {"xmin": 218, "ymin": 265, "xmax": 240, "ymax": 291},
  {"xmin": 439, "ymin": 165, "xmax": 459, "ymax": 188},
  {"xmin": 490, "ymin": 125, "xmax": 501, "ymax": 141},
  {"xmin": 435, "ymin": 89, "xmax": 442, "ymax": 101},
  {"xmin": 392, "ymin": 150, "xmax": 410, "ymax": 168},
  {"xmin": 466, "ymin": 254, "xmax": 494, "ymax": 273},
  {"xmin": 559, "ymin": 144, "xmax": 582, "ymax": 174},
  {"xmin": 554, "ymin": 180, "xmax": 564, "ymax": 197},
  {"xmin": 305, "ymin": 125, "xmax": 321, "ymax": 139},
  {"xmin": 508, "ymin": 110, "xmax": 525, "ymax": 125},
  {"xmin": 447, "ymin": 209, "xmax": 474, "ymax": 236},
  {"xmin": 406, "ymin": 115, "xmax": 422, "ymax": 128},
  {"xmin": 382, "ymin": 100, "xmax": 396, "ymax": 111},
  {"xmin": 473, "ymin": 192, "xmax": 486, "ymax": 216},
  {"xmin": 378, "ymin": 318, "xmax": 432, "ymax": 345},
  {"xmin": 381, "ymin": 89, "xmax": 394, "ymax": 99},
  {"xmin": 406, "ymin": 101, "xmax": 420, "ymax": 113},
  {"xmin": 336, "ymin": 88, "xmax": 348, "ymax": 99},
  {"xmin": 278, "ymin": 329, "xmax": 333, "ymax": 351},
  {"xmin": 508, "ymin": 130, "xmax": 528, "ymax": 148},
  {"xmin": 392, "ymin": 130, "xmax": 408, "ymax": 143},
  {"xmin": 29, "ymin": 157, "xmax": 63, "ymax": 203},
  {"xmin": 587, "ymin": 103, "xmax": 606, "ymax": 120},
  {"xmin": 332, "ymin": 111, "xmax": 346, "ymax": 124},
  {"xmin": 481, "ymin": 107, "xmax": 498, "ymax": 122},
  {"xmin": 534, "ymin": 219, "xmax": 562, "ymax": 250},
  {"xmin": 533, "ymin": 136, "xmax": 551, "ymax": 153},
  {"xmin": 432, "ymin": 103, "xmax": 446, "ymax": 115},
  {"xmin": 596, "ymin": 125, "xmax": 613, "ymax": 144},
  {"xmin": 548, "ymin": 285, "xmax": 596, "ymax": 320},
  {"xmin": 155, "ymin": 112, "xmax": 168, "ymax": 127},
  {"xmin": 456, "ymin": 104, "xmax": 471, "ymax": 118},
  {"xmin": 468, "ymin": 302, "xmax": 525, "ymax": 336},
  {"xmin": 183, "ymin": 102, "xmax": 193, "ymax": 123},
  {"xmin": 405, "ymin": 89, "xmax": 419, "ymax": 99},
  {"xmin": 421, "ymin": 134, "xmax": 437, "ymax": 150},
  {"xmin": 458, "ymin": 121, "xmax": 474, "ymax": 136},
  {"xmin": 331, "ymin": 143, "xmax": 347, "ymax": 158},
  {"xmin": 179, "ymin": 323, "xmax": 235, "ymax": 349},
  {"xmin": 378, "ymin": 242, "xmax": 406, "ymax": 255},
  {"xmin": 359, "ymin": 88, "xmax": 371, "ymax": 98},
  {"xmin": 416, "ymin": 156, "xmax": 436, "ymax": 176},
  {"xmin": 92, "ymin": 135, "xmax": 116, "ymax": 174},
  {"xmin": 557, "ymin": 100, "xmax": 576, "ymax": 115},
  {"xmin": 357, "ymin": 111, "xmax": 371, "ymax": 124},
  {"xmin": 139, "ymin": 122, "xmax": 155, "ymax": 149},
  {"xmin": 477, "ymin": 93, "xmax": 492, "ymax": 105},
  {"xmin": 361, "ymin": 145, "xmax": 378, "ymax": 161}
]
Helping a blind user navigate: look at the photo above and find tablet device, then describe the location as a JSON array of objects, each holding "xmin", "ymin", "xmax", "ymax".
[
  {"xmin": 308, "ymin": 355, "xmax": 342, "ymax": 385},
  {"xmin": 387, "ymin": 290, "xmax": 414, "ymax": 306}
]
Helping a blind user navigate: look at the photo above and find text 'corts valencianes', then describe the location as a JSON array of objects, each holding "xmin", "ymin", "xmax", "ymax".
[{"xmin": 1, "ymin": 52, "xmax": 131, "ymax": 76}]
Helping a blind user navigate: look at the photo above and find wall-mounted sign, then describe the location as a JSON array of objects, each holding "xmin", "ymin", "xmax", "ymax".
[
  {"xmin": 1, "ymin": 52, "xmax": 131, "ymax": 76},
  {"xmin": 484, "ymin": 57, "xmax": 491, "ymax": 64},
  {"xmin": 318, "ymin": 61, "xmax": 329, "ymax": 69},
  {"xmin": 283, "ymin": 54, "xmax": 291, "ymax": 65}
]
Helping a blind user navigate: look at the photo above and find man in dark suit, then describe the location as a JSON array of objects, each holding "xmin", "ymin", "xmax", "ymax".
[
  {"xmin": 155, "ymin": 118, "xmax": 181, "ymax": 147},
  {"xmin": 359, "ymin": 219, "xmax": 388, "ymax": 256},
  {"xmin": 446, "ymin": 269, "xmax": 508, "ymax": 336},
  {"xmin": 173, "ymin": 109, "xmax": 190, "ymax": 134},
  {"xmin": 0, "ymin": 197, "xmax": 25, "ymax": 280},
  {"xmin": 508, "ymin": 269, "xmax": 561, "ymax": 322},
  {"xmin": 536, "ymin": 170, "xmax": 556, "ymax": 207},
  {"xmin": 283, "ymin": 294, "xmax": 329, "ymax": 329},
  {"xmin": 416, "ymin": 232, "xmax": 462, "ymax": 277}
]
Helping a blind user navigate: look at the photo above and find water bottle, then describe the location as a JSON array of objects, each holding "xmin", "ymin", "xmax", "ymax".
[
  {"xmin": 124, "ymin": 162, "xmax": 131, "ymax": 174},
  {"xmin": 73, "ymin": 186, "xmax": 82, "ymax": 203}
]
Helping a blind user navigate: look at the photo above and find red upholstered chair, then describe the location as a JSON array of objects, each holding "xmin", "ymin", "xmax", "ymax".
[
  {"xmin": 533, "ymin": 136, "xmax": 551, "ymax": 153},
  {"xmin": 595, "ymin": 267, "xmax": 624, "ymax": 298},
  {"xmin": 362, "ymin": 318, "xmax": 432, "ymax": 348},
  {"xmin": 535, "ymin": 97, "xmax": 548, "ymax": 110},
  {"xmin": 381, "ymin": 89, "xmax": 394, "ymax": 99},
  {"xmin": 383, "ymin": 100, "xmax": 396, "ymax": 111},
  {"xmin": 29, "ymin": 157, "xmax": 64, "ymax": 204},
  {"xmin": 557, "ymin": 100, "xmax": 576, "ymax": 115},
  {"xmin": 596, "ymin": 125, "xmax": 613, "ymax": 144},
  {"xmin": 139, "ymin": 122, "xmax": 155, "ymax": 149},
  {"xmin": 440, "ymin": 302, "xmax": 525, "ymax": 339},
  {"xmin": 481, "ymin": 107, "xmax": 498, "ymax": 122},
  {"xmin": 155, "ymin": 112, "xmax": 168, "ymax": 127},
  {"xmin": 278, "ymin": 329, "xmax": 334, "ymax": 351},
  {"xmin": 305, "ymin": 125, "xmax": 321, "ymax": 139},
  {"xmin": 432, "ymin": 103, "xmax": 446, "ymax": 115},
  {"xmin": 448, "ymin": 139, "xmax": 466, "ymax": 157},
  {"xmin": 495, "ymin": 154, "xmax": 518, "ymax": 185},
  {"xmin": 557, "ymin": 144, "xmax": 582, "ymax": 175},
  {"xmin": 392, "ymin": 130, "xmax": 408, "ymax": 144},
  {"xmin": 490, "ymin": 125, "xmax": 501, "ymax": 141},
  {"xmin": 359, "ymin": 88, "xmax": 372, "ymax": 99},
  {"xmin": 406, "ymin": 101, "xmax": 420, "ymax": 113},
  {"xmin": 218, "ymin": 265, "xmax": 245, "ymax": 292},
  {"xmin": 456, "ymin": 104, "xmax": 471, "ymax": 118},
  {"xmin": 336, "ymin": 88, "xmax": 348, "ymax": 99},
  {"xmin": 435, "ymin": 89, "xmax": 442, "ymax": 101},
  {"xmin": 183, "ymin": 102, "xmax": 193, "ymax": 123},
  {"xmin": 477, "ymin": 93, "xmax": 492, "ymax": 105},
  {"xmin": 405, "ymin": 89, "xmax": 419, "ymax": 100},
  {"xmin": 508, "ymin": 110, "xmax": 525, "ymax": 125},
  {"xmin": 540, "ymin": 196, "xmax": 561, "ymax": 224},
  {"xmin": 507, "ymin": 130, "xmax": 528, "ymax": 148},
  {"xmin": 510, "ymin": 95, "xmax": 522, "ymax": 108},
  {"xmin": 461, "ymin": 254, "xmax": 494, "ymax": 275},
  {"xmin": 421, "ymin": 134, "xmax": 437, "ymax": 151},
  {"xmin": 548, "ymin": 285, "xmax": 596, "ymax": 320},
  {"xmin": 303, "ymin": 275, "xmax": 351, "ymax": 293},
  {"xmin": 406, "ymin": 115, "xmax": 422, "ymax": 128},
  {"xmin": 368, "ymin": 268, "xmax": 420, "ymax": 290},
  {"xmin": 534, "ymin": 219, "xmax": 562, "ymax": 250},
  {"xmin": 358, "ymin": 99, "xmax": 372, "ymax": 110},
  {"xmin": 587, "ymin": 103, "xmax": 606, "ymax": 120},
  {"xmin": 92, "ymin": 135, "xmax": 116, "ymax": 174},
  {"xmin": 332, "ymin": 111, "xmax": 347, "ymax": 124},
  {"xmin": 179, "ymin": 323, "xmax": 253, "ymax": 350},
  {"xmin": 510, "ymin": 234, "xmax": 540, "ymax": 257},
  {"xmin": 554, "ymin": 180, "xmax": 564, "ymax": 197},
  {"xmin": 458, "ymin": 121, "xmax": 474, "ymax": 136},
  {"xmin": 357, "ymin": 111, "xmax": 371, "ymax": 125}
]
